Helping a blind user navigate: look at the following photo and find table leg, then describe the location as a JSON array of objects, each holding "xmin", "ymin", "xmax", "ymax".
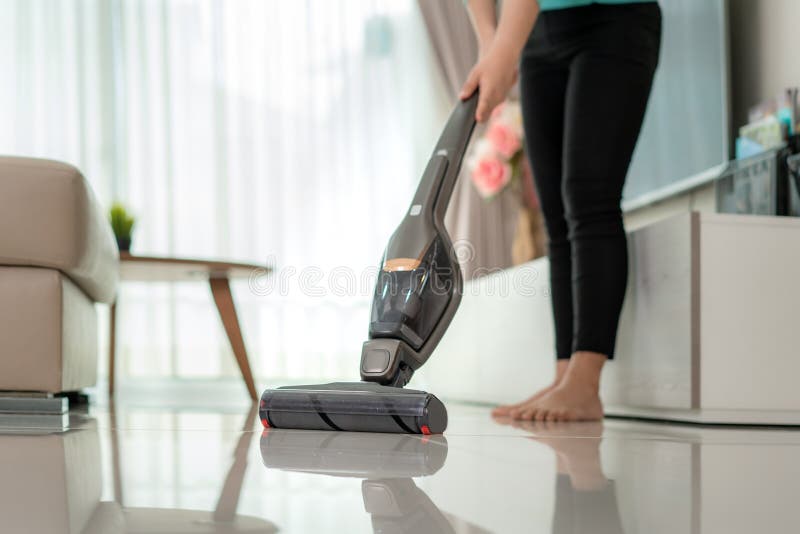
[
  {"xmin": 209, "ymin": 277, "xmax": 258, "ymax": 401},
  {"xmin": 109, "ymin": 403, "xmax": 124, "ymax": 505},
  {"xmin": 109, "ymin": 300, "xmax": 117, "ymax": 399},
  {"xmin": 213, "ymin": 403, "xmax": 258, "ymax": 522}
]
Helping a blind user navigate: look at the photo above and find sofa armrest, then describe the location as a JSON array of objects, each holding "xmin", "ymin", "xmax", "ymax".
[{"xmin": 0, "ymin": 157, "xmax": 119, "ymax": 303}]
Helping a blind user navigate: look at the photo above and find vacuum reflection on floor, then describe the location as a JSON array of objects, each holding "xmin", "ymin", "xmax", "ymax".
[{"xmin": 259, "ymin": 430, "xmax": 490, "ymax": 533}]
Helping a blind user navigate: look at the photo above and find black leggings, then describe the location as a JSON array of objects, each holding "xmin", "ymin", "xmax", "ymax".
[{"xmin": 519, "ymin": 3, "xmax": 661, "ymax": 359}]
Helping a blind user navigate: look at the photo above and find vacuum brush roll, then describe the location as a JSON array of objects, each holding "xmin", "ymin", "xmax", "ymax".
[{"xmin": 259, "ymin": 382, "xmax": 448, "ymax": 434}]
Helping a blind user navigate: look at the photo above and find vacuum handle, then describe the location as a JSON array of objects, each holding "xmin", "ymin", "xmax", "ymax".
[
  {"xmin": 409, "ymin": 93, "xmax": 479, "ymax": 225},
  {"xmin": 382, "ymin": 93, "xmax": 478, "ymax": 269},
  {"xmin": 433, "ymin": 91, "xmax": 479, "ymax": 167}
]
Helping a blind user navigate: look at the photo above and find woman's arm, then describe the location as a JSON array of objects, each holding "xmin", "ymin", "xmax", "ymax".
[
  {"xmin": 466, "ymin": 0, "xmax": 498, "ymax": 56},
  {"xmin": 461, "ymin": 0, "xmax": 540, "ymax": 121}
]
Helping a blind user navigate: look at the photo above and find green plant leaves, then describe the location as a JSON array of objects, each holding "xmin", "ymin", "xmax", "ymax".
[{"xmin": 109, "ymin": 202, "xmax": 135, "ymax": 240}]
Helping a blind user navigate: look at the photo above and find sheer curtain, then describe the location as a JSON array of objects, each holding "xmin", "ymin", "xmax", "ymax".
[{"xmin": 0, "ymin": 0, "xmax": 450, "ymax": 387}]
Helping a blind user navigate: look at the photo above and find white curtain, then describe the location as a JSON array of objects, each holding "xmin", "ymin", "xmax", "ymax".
[{"xmin": 0, "ymin": 0, "xmax": 451, "ymax": 386}]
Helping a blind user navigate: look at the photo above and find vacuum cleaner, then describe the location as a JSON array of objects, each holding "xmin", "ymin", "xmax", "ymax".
[{"xmin": 259, "ymin": 93, "xmax": 478, "ymax": 435}]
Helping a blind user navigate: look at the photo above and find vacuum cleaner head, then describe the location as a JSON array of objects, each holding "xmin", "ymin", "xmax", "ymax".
[
  {"xmin": 260, "ymin": 382, "xmax": 447, "ymax": 434},
  {"xmin": 259, "ymin": 94, "xmax": 478, "ymax": 435}
]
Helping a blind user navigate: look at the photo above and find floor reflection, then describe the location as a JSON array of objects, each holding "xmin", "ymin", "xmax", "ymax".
[
  {"xmin": 108, "ymin": 402, "xmax": 276, "ymax": 533},
  {"xmin": 494, "ymin": 418, "xmax": 624, "ymax": 534},
  {"xmin": 260, "ymin": 430, "xmax": 489, "ymax": 533},
  {"xmin": 3, "ymin": 402, "xmax": 799, "ymax": 533},
  {"xmin": 1, "ymin": 405, "xmax": 277, "ymax": 534}
]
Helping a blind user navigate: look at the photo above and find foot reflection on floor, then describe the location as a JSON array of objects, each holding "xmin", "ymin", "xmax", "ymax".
[{"xmin": 495, "ymin": 418, "xmax": 624, "ymax": 534}]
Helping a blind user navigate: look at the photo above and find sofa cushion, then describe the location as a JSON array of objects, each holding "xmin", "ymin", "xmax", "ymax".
[
  {"xmin": 0, "ymin": 267, "xmax": 98, "ymax": 392},
  {"xmin": 0, "ymin": 157, "xmax": 118, "ymax": 303}
]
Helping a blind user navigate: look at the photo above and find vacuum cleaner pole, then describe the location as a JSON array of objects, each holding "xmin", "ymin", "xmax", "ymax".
[
  {"xmin": 360, "ymin": 93, "xmax": 479, "ymax": 387},
  {"xmin": 415, "ymin": 92, "xmax": 480, "ymax": 225}
]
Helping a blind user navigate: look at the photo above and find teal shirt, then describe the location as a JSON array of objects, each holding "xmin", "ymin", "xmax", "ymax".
[{"xmin": 539, "ymin": 0, "xmax": 655, "ymax": 10}]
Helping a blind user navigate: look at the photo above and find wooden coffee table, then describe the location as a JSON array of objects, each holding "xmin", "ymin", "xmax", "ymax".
[{"xmin": 109, "ymin": 253, "xmax": 271, "ymax": 401}]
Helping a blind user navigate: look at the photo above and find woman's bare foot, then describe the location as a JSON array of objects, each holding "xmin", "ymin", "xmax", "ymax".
[
  {"xmin": 491, "ymin": 359, "xmax": 570, "ymax": 417},
  {"xmin": 508, "ymin": 351, "xmax": 607, "ymax": 422}
]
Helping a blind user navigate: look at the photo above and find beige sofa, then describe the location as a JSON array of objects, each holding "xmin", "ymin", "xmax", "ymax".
[{"xmin": 0, "ymin": 157, "xmax": 118, "ymax": 403}]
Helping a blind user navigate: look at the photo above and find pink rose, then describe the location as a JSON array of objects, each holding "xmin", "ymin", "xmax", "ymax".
[
  {"xmin": 490, "ymin": 102, "xmax": 506, "ymax": 121},
  {"xmin": 487, "ymin": 122, "xmax": 521, "ymax": 159},
  {"xmin": 492, "ymin": 100, "xmax": 525, "ymax": 138},
  {"xmin": 471, "ymin": 156, "xmax": 512, "ymax": 198}
]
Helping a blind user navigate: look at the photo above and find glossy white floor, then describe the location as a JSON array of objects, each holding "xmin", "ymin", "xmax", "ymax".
[{"xmin": 3, "ymin": 398, "xmax": 800, "ymax": 533}]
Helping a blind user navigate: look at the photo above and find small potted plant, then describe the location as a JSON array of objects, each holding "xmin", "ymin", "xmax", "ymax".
[{"xmin": 109, "ymin": 202, "xmax": 136, "ymax": 253}]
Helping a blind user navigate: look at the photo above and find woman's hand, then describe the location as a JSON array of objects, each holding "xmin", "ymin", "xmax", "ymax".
[
  {"xmin": 461, "ymin": 0, "xmax": 540, "ymax": 122},
  {"xmin": 459, "ymin": 42, "xmax": 519, "ymax": 122}
]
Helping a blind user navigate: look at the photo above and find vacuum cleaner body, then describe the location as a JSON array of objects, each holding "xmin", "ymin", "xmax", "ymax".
[{"xmin": 260, "ymin": 94, "xmax": 478, "ymax": 434}]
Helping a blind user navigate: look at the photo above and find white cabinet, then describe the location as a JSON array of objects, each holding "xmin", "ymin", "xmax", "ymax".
[{"xmin": 419, "ymin": 212, "xmax": 800, "ymax": 424}]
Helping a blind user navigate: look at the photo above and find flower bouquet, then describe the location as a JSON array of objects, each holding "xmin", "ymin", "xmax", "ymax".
[
  {"xmin": 466, "ymin": 100, "xmax": 526, "ymax": 199},
  {"xmin": 465, "ymin": 100, "xmax": 547, "ymax": 263}
]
